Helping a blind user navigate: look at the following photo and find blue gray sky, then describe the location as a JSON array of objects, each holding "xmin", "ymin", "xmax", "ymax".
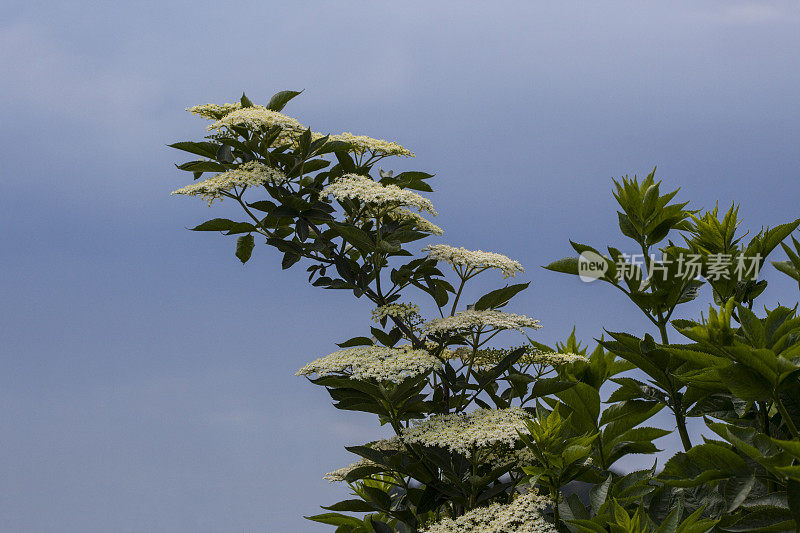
[{"xmin": 2, "ymin": 1, "xmax": 800, "ymax": 531}]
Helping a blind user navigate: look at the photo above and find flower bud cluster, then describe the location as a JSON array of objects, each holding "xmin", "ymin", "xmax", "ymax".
[
  {"xmin": 452, "ymin": 346, "xmax": 586, "ymax": 368},
  {"xmin": 371, "ymin": 303, "xmax": 421, "ymax": 323},
  {"xmin": 386, "ymin": 207, "xmax": 443, "ymax": 235}
]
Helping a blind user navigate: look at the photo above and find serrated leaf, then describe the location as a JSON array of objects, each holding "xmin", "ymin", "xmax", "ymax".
[{"xmin": 235, "ymin": 234, "xmax": 255, "ymax": 264}]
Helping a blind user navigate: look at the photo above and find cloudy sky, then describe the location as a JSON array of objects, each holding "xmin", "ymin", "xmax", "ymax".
[{"xmin": 2, "ymin": 1, "xmax": 800, "ymax": 531}]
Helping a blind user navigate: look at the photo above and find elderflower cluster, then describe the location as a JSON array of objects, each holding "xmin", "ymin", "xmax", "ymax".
[
  {"xmin": 324, "ymin": 174, "xmax": 436, "ymax": 215},
  {"xmin": 371, "ymin": 303, "xmax": 421, "ymax": 323},
  {"xmin": 295, "ymin": 345, "xmax": 440, "ymax": 383},
  {"xmin": 323, "ymin": 437, "xmax": 403, "ymax": 482},
  {"xmin": 386, "ymin": 207, "xmax": 443, "ymax": 235},
  {"xmin": 533, "ymin": 351, "xmax": 587, "ymax": 366},
  {"xmin": 401, "ymin": 407, "xmax": 530, "ymax": 456},
  {"xmin": 484, "ymin": 446, "xmax": 538, "ymax": 471},
  {"xmin": 207, "ymin": 106, "xmax": 306, "ymax": 138},
  {"xmin": 186, "ymin": 102, "xmax": 242, "ymax": 120},
  {"xmin": 423, "ymin": 244, "xmax": 524, "ymax": 278},
  {"xmin": 171, "ymin": 162, "xmax": 287, "ymax": 205},
  {"xmin": 424, "ymin": 310, "xmax": 541, "ymax": 336},
  {"xmin": 328, "ymin": 132, "xmax": 414, "ymax": 158},
  {"xmin": 421, "ymin": 490, "xmax": 556, "ymax": 533},
  {"xmin": 452, "ymin": 346, "xmax": 586, "ymax": 368}
]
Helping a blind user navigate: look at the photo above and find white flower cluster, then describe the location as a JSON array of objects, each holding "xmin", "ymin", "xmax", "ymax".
[
  {"xmin": 421, "ymin": 490, "xmax": 556, "ymax": 533},
  {"xmin": 295, "ymin": 345, "xmax": 441, "ymax": 383},
  {"xmin": 207, "ymin": 106, "xmax": 306, "ymax": 144},
  {"xmin": 171, "ymin": 162, "xmax": 287, "ymax": 205},
  {"xmin": 322, "ymin": 437, "xmax": 403, "ymax": 483},
  {"xmin": 533, "ymin": 351, "xmax": 587, "ymax": 366},
  {"xmin": 324, "ymin": 174, "xmax": 437, "ymax": 215},
  {"xmin": 401, "ymin": 407, "xmax": 530, "ymax": 456},
  {"xmin": 329, "ymin": 132, "xmax": 414, "ymax": 158},
  {"xmin": 423, "ymin": 244, "xmax": 524, "ymax": 278},
  {"xmin": 186, "ymin": 102, "xmax": 242, "ymax": 120},
  {"xmin": 484, "ymin": 446, "xmax": 538, "ymax": 471},
  {"xmin": 452, "ymin": 346, "xmax": 586, "ymax": 368},
  {"xmin": 424, "ymin": 310, "xmax": 541, "ymax": 336},
  {"xmin": 387, "ymin": 207, "xmax": 443, "ymax": 235},
  {"xmin": 371, "ymin": 303, "xmax": 421, "ymax": 323}
]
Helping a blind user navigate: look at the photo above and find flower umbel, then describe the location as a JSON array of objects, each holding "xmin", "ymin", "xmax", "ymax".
[
  {"xmin": 423, "ymin": 244, "xmax": 524, "ymax": 278},
  {"xmin": 424, "ymin": 310, "xmax": 541, "ymax": 336},
  {"xmin": 329, "ymin": 132, "xmax": 414, "ymax": 158},
  {"xmin": 452, "ymin": 345, "xmax": 586, "ymax": 368},
  {"xmin": 296, "ymin": 345, "xmax": 440, "ymax": 383},
  {"xmin": 420, "ymin": 490, "xmax": 556, "ymax": 533},
  {"xmin": 186, "ymin": 102, "xmax": 242, "ymax": 120},
  {"xmin": 171, "ymin": 162, "xmax": 287, "ymax": 205},
  {"xmin": 386, "ymin": 207, "xmax": 443, "ymax": 235},
  {"xmin": 324, "ymin": 174, "xmax": 437, "ymax": 215},
  {"xmin": 371, "ymin": 303, "xmax": 421, "ymax": 323},
  {"xmin": 401, "ymin": 407, "xmax": 531, "ymax": 456},
  {"xmin": 207, "ymin": 106, "xmax": 305, "ymax": 137}
]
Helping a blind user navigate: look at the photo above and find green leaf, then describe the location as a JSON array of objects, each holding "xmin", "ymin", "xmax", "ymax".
[
  {"xmin": 236, "ymin": 234, "xmax": 255, "ymax": 264},
  {"xmin": 726, "ymin": 473, "xmax": 756, "ymax": 513},
  {"xmin": 528, "ymin": 378, "xmax": 576, "ymax": 398},
  {"xmin": 618, "ymin": 211, "xmax": 641, "ymax": 241},
  {"xmin": 737, "ymin": 304, "xmax": 766, "ymax": 348},
  {"xmin": 773, "ymin": 260, "xmax": 800, "ymax": 282},
  {"xmin": 176, "ymin": 160, "xmax": 226, "ymax": 172},
  {"xmin": 336, "ymin": 337, "xmax": 374, "ymax": 348},
  {"xmin": 330, "ymin": 223, "xmax": 375, "ymax": 254},
  {"xmin": 282, "ymin": 252, "xmax": 300, "ymax": 269},
  {"xmin": 590, "ymin": 475, "xmax": 612, "ymax": 515},
  {"xmin": 240, "ymin": 92, "xmax": 254, "ymax": 107},
  {"xmin": 191, "ymin": 218, "xmax": 251, "ymax": 232},
  {"xmin": 247, "ymin": 200, "xmax": 277, "ymax": 213},
  {"xmin": 369, "ymin": 519, "xmax": 393, "ymax": 533},
  {"xmin": 660, "ymin": 441, "xmax": 749, "ymax": 486},
  {"xmin": 544, "ymin": 257, "xmax": 579, "ymax": 275},
  {"xmin": 717, "ymin": 364, "xmax": 773, "ymax": 401},
  {"xmin": 321, "ymin": 499, "xmax": 376, "ymax": 513},
  {"xmin": 556, "ymin": 382, "xmax": 600, "ymax": 432},
  {"xmin": 168, "ymin": 141, "xmax": 219, "ymax": 159},
  {"xmin": 370, "ymin": 327, "xmax": 397, "ymax": 347},
  {"xmin": 267, "ymin": 89, "xmax": 303, "ymax": 112},
  {"xmin": 474, "ymin": 282, "xmax": 530, "ymax": 311},
  {"xmin": 305, "ymin": 513, "xmax": 365, "ymax": 528},
  {"xmin": 656, "ymin": 504, "xmax": 682, "ymax": 533},
  {"xmin": 361, "ymin": 485, "xmax": 391, "ymax": 510}
]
